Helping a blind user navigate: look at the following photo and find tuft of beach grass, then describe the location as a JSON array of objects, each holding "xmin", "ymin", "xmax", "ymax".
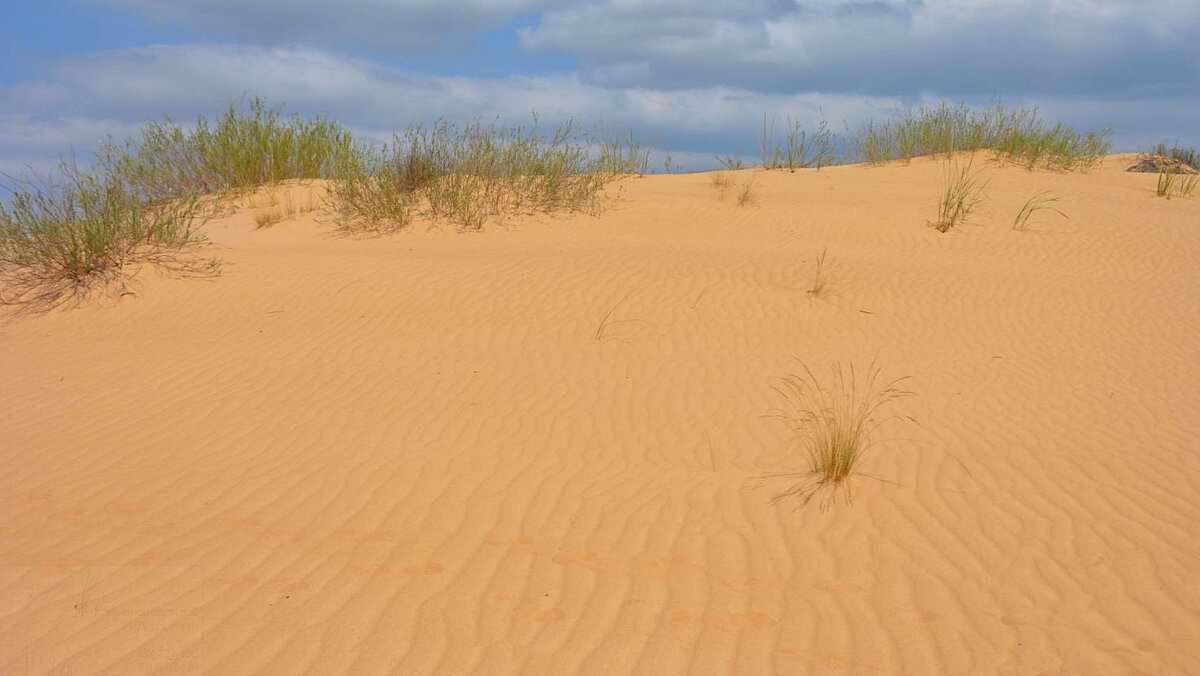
[{"xmin": 768, "ymin": 358, "xmax": 914, "ymax": 508}]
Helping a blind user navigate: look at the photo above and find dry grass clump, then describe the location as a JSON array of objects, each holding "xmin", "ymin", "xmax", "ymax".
[
  {"xmin": 736, "ymin": 179, "xmax": 758, "ymax": 207},
  {"xmin": 770, "ymin": 358, "xmax": 914, "ymax": 508},
  {"xmin": 1, "ymin": 161, "xmax": 210, "ymax": 308},
  {"xmin": 710, "ymin": 171, "xmax": 733, "ymax": 191},
  {"xmin": 329, "ymin": 118, "xmax": 629, "ymax": 231},
  {"xmin": 1012, "ymin": 192, "xmax": 1067, "ymax": 231},
  {"xmin": 933, "ymin": 158, "xmax": 987, "ymax": 232}
]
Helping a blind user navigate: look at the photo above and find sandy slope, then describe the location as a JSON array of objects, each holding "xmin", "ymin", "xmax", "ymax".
[{"xmin": 2, "ymin": 154, "xmax": 1198, "ymax": 675}]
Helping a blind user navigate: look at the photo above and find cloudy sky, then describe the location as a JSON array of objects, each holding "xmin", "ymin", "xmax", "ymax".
[{"xmin": 3, "ymin": 0, "xmax": 1198, "ymax": 175}]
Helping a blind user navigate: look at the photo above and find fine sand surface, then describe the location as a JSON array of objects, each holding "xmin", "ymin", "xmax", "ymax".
[{"xmin": 2, "ymin": 154, "xmax": 1199, "ymax": 675}]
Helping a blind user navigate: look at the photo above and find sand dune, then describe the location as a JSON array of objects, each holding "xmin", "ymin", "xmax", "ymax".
[{"xmin": 2, "ymin": 155, "xmax": 1199, "ymax": 674}]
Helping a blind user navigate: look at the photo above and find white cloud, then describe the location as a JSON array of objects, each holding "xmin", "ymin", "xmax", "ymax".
[
  {"xmin": 84, "ymin": 0, "xmax": 556, "ymax": 50},
  {"xmin": 520, "ymin": 0, "xmax": 1200, "ymax": 96},
  {"xmin": 1, "ymin": 43, "xmax": 1196, "ymax": 178}
]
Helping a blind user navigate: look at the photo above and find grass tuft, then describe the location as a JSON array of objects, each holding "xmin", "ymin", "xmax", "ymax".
[
  {"xmin": 710, "ymin": 171, "xmax": 733, "ymax": 191},
  {"xmin": 736, "ymin": 179, "xmax": 757, "ymax": 207},
  {"xmin": 933, "ymin": 157, "xmax": 987, "ymax": 232},
  {"xmin": 1157, "ymin": 167, "xmax": 1198, "ymax": 199},
  {"xmin": 770, "ymin": 358, "xmax": 914, "ymax": 508},
  {"xmin": 1012, "ymin": 192, "xmax": 1067, "ymax": 231},
  {"xmin": 759, "ymin": 113, "xmax": 836, "ymax": 171}
]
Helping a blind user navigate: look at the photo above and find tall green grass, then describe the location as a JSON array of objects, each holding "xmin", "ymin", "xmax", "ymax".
[
  {"xmin": 96, "ymin": 97, "xmax": 357, "ymax": 202},
  {"xmin": 329, "ymin": 118, "xmax": 624, "ymax": 231},
  {"xmin": 851, "ymin": 101, "xmax": 1110, "ymax": 171},
  {"xmin": 1157, "ymin": 168, "xmax": 1198, "ymax": 199},
  {"xmin": 1, "ymin": 161, "xmax": 207, "ymax": 306},
  {"xmin": 933, "ymin": 158, "xmax": 988, "ymax": 232},
  {"xmin": 759, "ymin": 114, "xmax": 835, "ymax": 170}
]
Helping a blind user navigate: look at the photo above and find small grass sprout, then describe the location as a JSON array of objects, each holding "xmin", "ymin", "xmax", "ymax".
[
  {"xmin": 806, "ymin": 248, "xmax": 832, "ymax": 299},
  {"xmin": 1012, "ymin": 191, "xmax": 1067, "ymax": 231}
]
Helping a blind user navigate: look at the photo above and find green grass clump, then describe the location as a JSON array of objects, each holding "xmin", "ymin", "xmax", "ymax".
[
  {"xmin": 96, "ymin": 97, "xmax": 358, "ymax": 203},
  {"xmin": 770, "ymin": 358, "xmax": 913, "ymax": 507},
  {"xmin": 1012, "ymin": 192, "xmax": 1067, "ymax": 231},
  {"xmin": 596, "ymin": 126, "xmax": 656, "ymax": 175},
  {"xmin": 852, "ymin": 101, "xmax": 1110, "ymax": 171},
  {"xmin": 759, "ymin": 113, "xmax": 835, "ymax": 170},
  {"xmin": 330, "ymin": 118, "xmax": 621, "ymax": 231},
  {"xmin": 1157, "ymin": 167, "xmax": 1198, "ymax": 199},
  {"xmin": 933, "ymin": 158, "xmax": 987, "ymax": 232},
  {"xmin": 1, "ymin": 161, "xmax": 208, "ymax": 307}
]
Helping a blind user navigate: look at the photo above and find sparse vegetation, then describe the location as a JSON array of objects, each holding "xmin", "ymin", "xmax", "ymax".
[
  {"xmin": 1150, "ymin": 141, "xmax": 1199, "ymax": 172},
  {"xmin": 329, "ymin": 118, "xmax": 625, "ymax": 231},
  {"xmin": 96, "ymin": 97, "xmax": 357, "ymax": 204},
  {"xmin": 736, "ymin": 179, "xmax": 757, "ymax": 207},
  {"xmin": 807, "ymin": 249, "xmax": 832, "ymax": 299},
  {"xmin": 851, "ymin": 101, "xmax": 1109, "ymax": 171},
  {"xmin": 770, "ymin": 358, "xmax": 914, "ymax": 507},
  {"xmin": 593, "ymin": 289, "xmax": 637, "ymax": 341},
  {"xmin": 716, "ymin": 154, "xmax": 746, "ymax": 170},
  {"xmin": 1012, "ymin": 192, "xmax": 1067, "ymax": 231},
  {"xmin": 933, "ymin": 158, "xmax": 987, "ymax": 232},
  {"xmin": 1, "ymin": 161, "xmax": 209, "ymax": 307},
  {"xmin": 596, "ymin": 127, "xmax": 656, "ymax": 175},
  {"xmin": 759, "ymin": 113, "xmax": 836, "ymax": 171},
  {"xmin": 1157, "ymin": 167, "xmax": 1198, "ymax": 199}
]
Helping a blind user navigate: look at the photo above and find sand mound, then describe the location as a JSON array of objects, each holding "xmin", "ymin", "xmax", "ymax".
[
  {"xmin": 1126, "ymin": 153, "xmax": 1198, "ymax": 174},
  {"xmin": 3, "ymin": 156, "xmax": 1199, "ymax": 674}
]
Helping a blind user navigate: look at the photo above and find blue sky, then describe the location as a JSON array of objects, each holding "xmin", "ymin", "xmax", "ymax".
[{"xmin": 3, "ymin": 0, "xmax": 1198, "ymax": 175}]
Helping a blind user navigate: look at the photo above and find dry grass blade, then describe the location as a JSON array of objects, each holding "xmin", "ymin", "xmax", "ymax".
[
  {"xmin": 768, "ymin": 358, "xmax": 914, "ymax": 508},
  {"xmin": 1012, "ymin": 192, "xmax": 1067, "ymax": 231},
  {"xmin": 807, "ymin": 248, "xmax": 832, "ymax": 299}
]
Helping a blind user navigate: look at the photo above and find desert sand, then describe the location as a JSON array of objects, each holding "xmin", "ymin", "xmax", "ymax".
[{"xmin": 2, "ymin": 154, "xmax": 1199, "ymax": 674}]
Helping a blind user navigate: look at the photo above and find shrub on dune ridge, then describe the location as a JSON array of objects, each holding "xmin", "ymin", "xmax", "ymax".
[
  {"xmin": 850, "ymin": 101, "xmax": 1110, "ymax": 171},
  {"xmin": 329, "ymin": 118, "xmax": 624, "ymax": 232},
  {"xmin": 96, "ymin": 97, "xmax": 358, "ymax": 203},
  {"xmin": 1, "ymin": 161, "xmax": 210, "ymax": 308}
]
